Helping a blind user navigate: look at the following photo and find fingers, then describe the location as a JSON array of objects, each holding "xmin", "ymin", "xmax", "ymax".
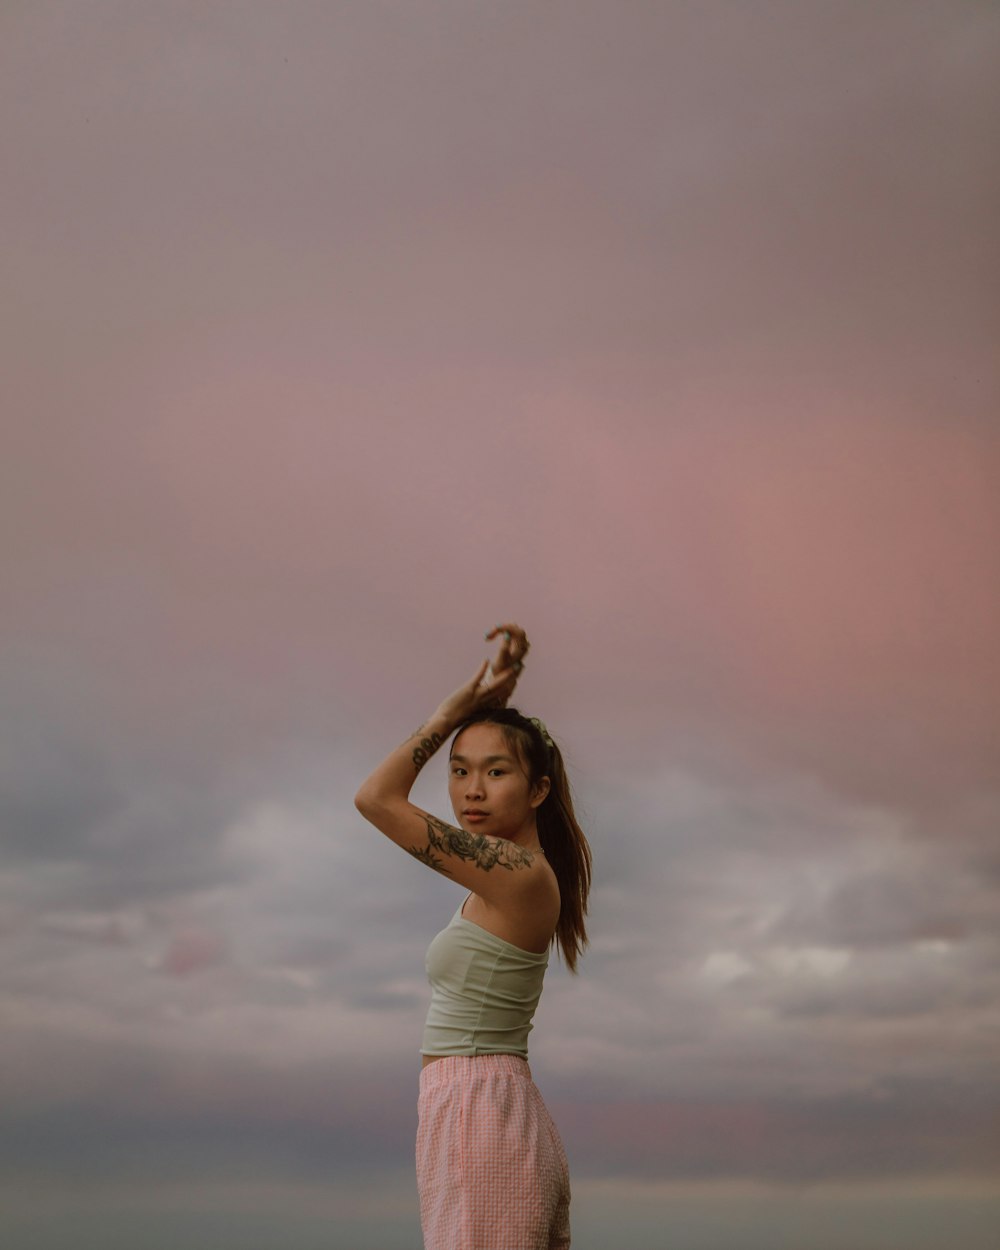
[
  {"xmin": 486, "ymin": 622, "xmax": 528, "ymax": 649},
  {"xmin": 486, "ymin": 662, "xmax": 520, "ymax": 689},
  {"xmin": 485, "ymin": 622, "xmax": 530, "ymax": 671},
  {"xmin": 469, "ymin": 657, "xmax": 491, "ymax": 689},
  {"xmin": 477, "ymin": 654, "xmax": 520, "ymax": 709},
  {"xmin": 480, "ymin": 623, "xmax": 529, "ymax": 707},
  {"xmin": 481, "ymin": 674, "xmax": 516, "ymax": 708}
]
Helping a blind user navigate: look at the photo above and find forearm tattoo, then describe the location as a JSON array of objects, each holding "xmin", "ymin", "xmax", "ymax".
[
  {"xmin": 410, "ymin": 725, "xmax": 444, "ymax": 774},
  {"xmin": 407, "ymin": 813, "xmax": 535, "ymax": 876}
]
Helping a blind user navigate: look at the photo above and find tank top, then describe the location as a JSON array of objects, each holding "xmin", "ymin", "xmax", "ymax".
[{"xmin": 420, "ymin": 897, "xmax": 549, "ymax": 1058}]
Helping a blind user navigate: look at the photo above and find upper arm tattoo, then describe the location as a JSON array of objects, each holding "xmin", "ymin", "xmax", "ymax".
[{"xmin": 406, "ymin": 813, "xmax": 535, "ymax": 876}]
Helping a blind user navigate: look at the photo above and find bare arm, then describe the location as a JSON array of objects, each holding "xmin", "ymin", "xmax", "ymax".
[{"xmin": 354, "ymin": 630, "xmax": 538, "ymax": 897}]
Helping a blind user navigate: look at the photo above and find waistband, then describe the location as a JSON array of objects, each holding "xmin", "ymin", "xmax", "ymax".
[{"xmin": 419, "ymin": 1053, "xmax": 532, "ymax": 1092}]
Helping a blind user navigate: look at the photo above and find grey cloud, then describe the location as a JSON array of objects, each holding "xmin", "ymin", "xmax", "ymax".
[
  {"xmin": 0, "ymin": 728, "xmax": 242, "ymax": 911},
  {"xmin": 535, "ymin": 764, "xmax": 1000, "ymax": 1117},
  {"xmin": 556, "ymin": 1084, "xmax": 1000, "ymax": 1184},
  {"xmin": 761, "ymin": 943, "xmax": 1000, "ymax": 1022},
  {"xmin": 0, "ymin": 1040, "xmax": 419, "ymax": 1184},
  {"xmin": 800, "ymin": 865, "xmax": 988, "ymax": 948},
  {"xmin": 0, "ymin": 670, "xmax": 125, "ymax": 863}
]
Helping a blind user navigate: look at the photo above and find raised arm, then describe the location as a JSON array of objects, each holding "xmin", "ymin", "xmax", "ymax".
[{"xmin": 353, "ymin": 627, "xmax": 540, "ymax": 900}]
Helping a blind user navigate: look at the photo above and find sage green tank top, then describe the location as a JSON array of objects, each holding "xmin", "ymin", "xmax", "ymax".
[{"xmin": 420, "ymin": 897, "xmax": 549, "ymax": 1058}]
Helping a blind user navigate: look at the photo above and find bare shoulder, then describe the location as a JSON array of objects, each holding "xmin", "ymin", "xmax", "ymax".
[{"xmin": 466, "ymin": 857, "xmax": 560, "ymax": 953}]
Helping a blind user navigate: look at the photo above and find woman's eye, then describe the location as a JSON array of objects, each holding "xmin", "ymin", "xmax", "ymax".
[{"xmin": 489, "ymin": 769, "xmax": 505, "ymax": 777}]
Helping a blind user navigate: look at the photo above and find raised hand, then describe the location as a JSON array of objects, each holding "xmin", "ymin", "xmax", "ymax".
[
  {"xmin": 485, "ymin": 622, "xmax": 530, "ymax": 693},
  {"xmin": 432, "ymin": 658, "xmax": 515, "ymax": 727},
  {"xmin": 433, "ymin": 624, "xmax": 530, "ymax": 726}
]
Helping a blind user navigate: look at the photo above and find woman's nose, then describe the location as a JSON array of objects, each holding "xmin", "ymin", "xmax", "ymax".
[{"xmin": 465, "ymin": 777, "xmax": 485, "ymax": 798}]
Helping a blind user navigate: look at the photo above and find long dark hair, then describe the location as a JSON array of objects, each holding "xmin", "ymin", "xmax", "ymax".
[{"xmin": 451, "ymin": 707, "xmax": 592, "ymax": 973}]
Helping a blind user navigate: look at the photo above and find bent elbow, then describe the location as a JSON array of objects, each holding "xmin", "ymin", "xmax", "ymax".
[{"xmin": 355, "ymin": 787, "xmax": 390, "ymax": 822}]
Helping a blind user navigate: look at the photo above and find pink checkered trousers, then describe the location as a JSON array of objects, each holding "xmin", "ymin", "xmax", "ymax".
[{"xmin": 417, "ymin": 1054, "xmax": 571, "ymax": 1250}]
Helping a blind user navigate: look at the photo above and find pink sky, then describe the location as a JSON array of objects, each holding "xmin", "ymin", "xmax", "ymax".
[{"xmin": 2, "ymin": 3, "xmax": 999, "ymax": 1247}]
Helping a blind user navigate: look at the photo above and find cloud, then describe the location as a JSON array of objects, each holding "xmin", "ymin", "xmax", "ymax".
[
  {"xmin": 157, "ymin": 927, "xmax": 227, "ymax": 977},
  {"xmin": 5, "ymin": 757, "xmax": 996, "ymax": 1197},
  {"xmin": 2, "ymin": 2, "xmax": 998, "ymax": 1241}
]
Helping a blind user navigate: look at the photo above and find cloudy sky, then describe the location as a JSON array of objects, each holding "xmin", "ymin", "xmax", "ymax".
[{"xmin": 2, "ymin": 2, "xmax": 998, "ymax": 1247}]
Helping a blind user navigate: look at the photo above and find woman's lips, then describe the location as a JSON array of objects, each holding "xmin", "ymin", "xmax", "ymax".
[{"xmin": 464, "ymin": 811, "xmax": 488, "ymax": 823}]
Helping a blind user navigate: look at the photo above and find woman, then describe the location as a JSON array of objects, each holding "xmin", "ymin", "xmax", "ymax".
[{"xmin": 354, "ymin": 622, "xmax": 592, "ymax": 1250}]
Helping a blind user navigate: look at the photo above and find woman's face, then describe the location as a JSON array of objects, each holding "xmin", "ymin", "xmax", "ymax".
[{"xmin": 448, "ymin": 723, "xmax": 548, "ymax": 838}]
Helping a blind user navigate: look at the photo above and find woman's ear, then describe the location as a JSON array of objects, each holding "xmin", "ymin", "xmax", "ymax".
[{"xmin": 530, "ymin": 776, "xmax": 551, "ymax": 808}]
